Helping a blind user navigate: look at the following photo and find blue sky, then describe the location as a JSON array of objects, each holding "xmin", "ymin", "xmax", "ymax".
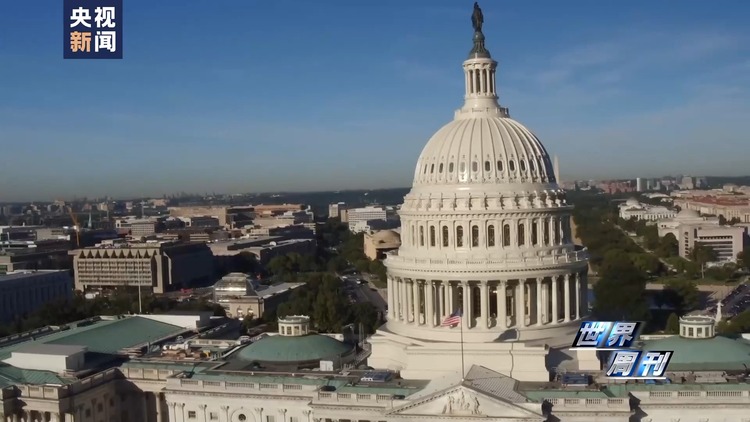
[{"xmin": 1, "ymin": 0, "xmax": 748, "ymax": 201}]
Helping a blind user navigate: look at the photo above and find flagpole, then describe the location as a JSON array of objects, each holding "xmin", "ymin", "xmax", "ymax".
[{"xmin": 460, "ymin": 308, "xmax": 465, "ymax": 381}]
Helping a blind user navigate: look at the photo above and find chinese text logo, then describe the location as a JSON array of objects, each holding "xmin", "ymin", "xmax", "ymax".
[
  {"xmin": 571, "ymin": 321, "xmax": 673, "ymax": 380},
  {"xmin": 64, "ymin": 0, "xmax": 123, "ymax": 59}
]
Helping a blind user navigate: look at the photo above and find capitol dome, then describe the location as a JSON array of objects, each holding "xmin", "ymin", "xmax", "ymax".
[
  {"xmin": 414, "ymin": 117, "xmax": 556, "ymax": 189},
  {"xmin": 371, "ymin": 5, "xmax": 589, "ymax": 368}
]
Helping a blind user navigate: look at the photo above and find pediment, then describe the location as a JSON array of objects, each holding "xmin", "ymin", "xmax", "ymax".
[{"xmin": 389, "ymin": 386, "xmax": 542, "ymax": 419}]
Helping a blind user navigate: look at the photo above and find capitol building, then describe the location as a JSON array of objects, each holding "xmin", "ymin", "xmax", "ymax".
[{"xmin": 2, "ymin": 4, "xmax": 750, "ymax": 422}]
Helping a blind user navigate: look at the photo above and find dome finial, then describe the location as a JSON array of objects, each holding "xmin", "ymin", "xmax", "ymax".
[{"xmin": 469, "ymin": 2, "xmax": 491, "ymax": 59}]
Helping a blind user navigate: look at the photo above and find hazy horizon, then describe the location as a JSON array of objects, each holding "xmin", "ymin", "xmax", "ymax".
[{"xmin": 1, "ymin": 0, "xmax": 748, "ymax": 201}]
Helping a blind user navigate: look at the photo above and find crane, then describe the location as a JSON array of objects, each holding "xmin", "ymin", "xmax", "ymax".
[{"xmin": 67, "ymin": 206, "xmax": 81, "ymax": 248}]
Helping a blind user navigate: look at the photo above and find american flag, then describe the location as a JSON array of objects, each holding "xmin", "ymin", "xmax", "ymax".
[{"xmin": 441, "ymin": 308, "xmax": 463, "ymax": 327}]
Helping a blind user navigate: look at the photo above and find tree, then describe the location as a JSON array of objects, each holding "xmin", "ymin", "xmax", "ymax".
[
  {"xmin": 662, "ymin": 279, "xmax": 700, "ymax": 313},
  {"xmin": 718, "ymin": 214, "xmax": 728, "ymax": 225},
  {"xmin": 592, "ymin": 253, "xmax": 649, "ymax": 321},
  {"xmin": 689, "ymin": 243, "xmax": 718, "ymax": 266},
  {"xmin": 738, "ymin": 249, "xmax": 750, "ymax": 272},
  {"xmin": 631, "ymin": 253, "xmax": 662, "ymax": 275},
  {"xmin": 665, "ymin": 312, "xmax": 680, "ymax": 334},
  {"xmin": 654, "ymin": 233, "xmax": 678, "ymax": 258}
]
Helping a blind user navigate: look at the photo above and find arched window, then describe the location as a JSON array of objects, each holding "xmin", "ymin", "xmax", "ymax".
[
  {"xmin": 419, "ymin": 226, "xmax": 424, "ymax": 246},
  {"xmin": 519, "ymin": 160, "xmax": 526, "ymax": 171},
  {"xmin": 518, "ymin": 223, "xmax": 525, "ymax": 246},
  {"xmin": 543, "ymin": 219, "xmax": 550, "ymax": 245},
  {"xmin": 487, "ymin": 225, "xmax": 495, "ymax": 247},
  {"xmin": 411, "ymin": 225, "xmax": 416, "ymax": 246},
  {"xmin": 471, "ymin": 225, "xmax": 479, "ymax": 247},
  {"xmin": 509, "ymin": 160, "xmax": 516, "ymax": 171},
  {"xmin": 449, "ymin": 163, "xmax": 454, "ymax": 173},
  {"xmin": 503, "ymin": 224, "xmax": 510, "ymax": 246},
  {"xmin": 484, "ymin": 161, "xmax": 491, "ymax": 172},
  {"xmin": 429, "ymin": 226, "xmax": 436, "ymax": 247},
  {"xmin": 472, "ymin": 161, "xmax": 478, "ymax": 172},
  {"xmin": 497, "ymin": 160, "xmax": 504, "ymax": 171},
  {"xmin": 456, "ymin": 226, "xmax": 464, "ymax": 247},
  {"xmin": 430, "ymin": 164, "xmax": 435, "ymax": 173},
  {"xmin": 554, "ymin": 220, "xmax": 561, "ymax": 245},
  {"xmin": 439, "ymin": 163, "xmax": 444, "ymax": 173},
  {"xmin": 531, "ymin": 220, "xmax": 538, "ymax": 245},
  {"xmin": 442, "ymin": 225, "xmax": 449, "ymax": 247}
]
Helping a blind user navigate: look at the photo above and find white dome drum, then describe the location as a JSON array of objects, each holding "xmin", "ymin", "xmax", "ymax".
[{"xmin": 378, "ymin": 15, "xmax": 589, "ymax": 346}]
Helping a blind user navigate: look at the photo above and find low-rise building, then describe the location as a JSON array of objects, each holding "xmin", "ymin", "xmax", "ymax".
[
  {"xmin": 213, "ymin": 272, "xmax": 304, "ymax": 319},
  {"xmin": 115, "ymin": 218, "xmax": 159, "ymax": 237},
  {"xmin": 618, "ymin": 198, "xmax": 677, "ymax": 221},
  {"xmin": 0, "ymin": 270, "xmax": 73, "ymax": 322},
  {"xmin": 70, "ymin": 241, "xmax": 214, "ymax": 293},
  {"xmin": 364, "ymin": 230, "xmax": 401, "ymax": 260},
  {"xmin": 658, "ymin": 209, "xmax": 747, "ymax": 261}
]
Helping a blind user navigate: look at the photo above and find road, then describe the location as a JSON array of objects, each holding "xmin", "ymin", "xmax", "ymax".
[{"xmin": 338, "ymin": 273, "xmax": 388, "ymax": 314}]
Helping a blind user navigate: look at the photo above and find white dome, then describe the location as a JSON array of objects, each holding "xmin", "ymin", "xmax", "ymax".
[
  {"xmin": 625, "ymin": 198, "xmax": 640, "ymax": 206},
  {"xmin": 413, "ymin": 117, "xmax": 556, "ymax": 187},
  {"xmin": 378, "ymin": 16, "xmax": 589, "ymax": 347}
]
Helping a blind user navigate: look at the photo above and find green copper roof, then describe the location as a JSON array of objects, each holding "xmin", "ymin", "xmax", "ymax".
[
  {"xmin": 0, "ymin": 363, "xmax": 75, "ymax": 388},
  {"xmin": 236, "ymin": 334, "xmax": 353, "ymax": 363},
  {"xmin": 0, "ymin": 316, "xmax": 188, "ymax": 387},
  {"xmin": 46, "ymin": 317, "xmax": 186, "ymax": 354},
  {"xmin": 641, "ymin": 335, "xmax": 750, "ymax": 371}
]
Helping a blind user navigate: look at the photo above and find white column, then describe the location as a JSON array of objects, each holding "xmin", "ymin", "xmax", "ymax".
[
  {"xmin": 551, "ymin": 276, "xmax": 559, "ymax": 323},
  {"xmin": 575, "ymin": 273, "xmax": 582, "ymax": 320},
  {"xmin": 581, "ymin": 272, "xmax": 589, "ymax": 315},
  {"xmin": 50, "ymin": 414, "xmax": 60, "ymax": 422},
  {"xmin": 563, "ymin": 274, "xmax": 571, "ymax": 322},
  {"xmin": 462, "ymin": 281, "xmax": 470, "ymax": 329},
  {"xmin": 497, "ymin": 281, "xmax": 507, "ymax": 329},
  {"xmin": 480, "ymin": 280, "xmax": 489, "ymax": 329},
  {"xmin": 437, "ymin": 281, "xmax": 445, "ymax": 319},
  {"xmin": 448, "ymin": 282, "xmax": 455, "ymax": 313},
  {"xmin": 387, "ymin": 276, "xmax": 395, "ymax": 320},
  {"xmin": 535, "ymin": 278, "xmax": 543, "ymax": 326},
  {"xmin": 548, "ymin": 217, "xmax": 556, "ymax": 246},
  {"xmin": 426, "ymin": 280, "xmax": 435, "ymax": 327},
  {"xmin": 412, "ymin": 280, "xmax": 420, "ymax": 324},
  {"xmin": 517, "ymin": 280, "xmax": 526, "ymax": 327},
  {"xmin": 400, "ymin": 278, "xmax": 408, "ymax": 322}
]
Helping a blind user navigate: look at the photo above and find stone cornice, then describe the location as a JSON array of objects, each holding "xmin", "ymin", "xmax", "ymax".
[
  {"xmin": 401, "ymin": 190, "xmax": 571, "ymax": 214},
  {"xmin": 162, "ymin": 389, "xmax": 310, "ymax": 402}
]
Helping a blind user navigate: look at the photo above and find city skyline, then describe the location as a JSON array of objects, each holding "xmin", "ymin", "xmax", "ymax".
[{"xmin": 1, "ymin": 0, "xmax": 749, "ymax": 201}]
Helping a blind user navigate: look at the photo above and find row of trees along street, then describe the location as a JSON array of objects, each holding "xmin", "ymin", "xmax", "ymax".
[{"xmin": 569, "ymin": 190, "xmax": 750, "ymax": 334}]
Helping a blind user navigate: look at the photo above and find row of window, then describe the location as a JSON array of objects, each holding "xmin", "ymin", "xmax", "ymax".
[
  {"xmin": 408, "ymin": 218, "xmax": 568, "ymax": 248},
  {"xmin": 421, "ymin": 156, "xmax": 547, "ymax": 177}
]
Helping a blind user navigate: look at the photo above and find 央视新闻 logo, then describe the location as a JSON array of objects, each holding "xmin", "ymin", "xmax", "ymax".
[{"xmin": 64, "ymin": 0, "xmax": 123, "ymax": 59}]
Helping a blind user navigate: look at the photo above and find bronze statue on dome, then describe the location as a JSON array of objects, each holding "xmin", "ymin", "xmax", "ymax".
[{"xmin": 472, "ymin": 2, "xmax": 484, "ymax": 33}]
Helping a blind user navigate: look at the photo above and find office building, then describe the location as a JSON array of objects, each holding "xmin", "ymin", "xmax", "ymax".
[
  {"xmin": 71, "ymin": 241, "xmax": 214, "ymax": 293},
  {"xmin": 658, "ymin": 209, "xmax": 747, "ymax": 262},
  {"xmin": 0, "ymin": 270, "xmax": 73, "ymax": 322}
]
